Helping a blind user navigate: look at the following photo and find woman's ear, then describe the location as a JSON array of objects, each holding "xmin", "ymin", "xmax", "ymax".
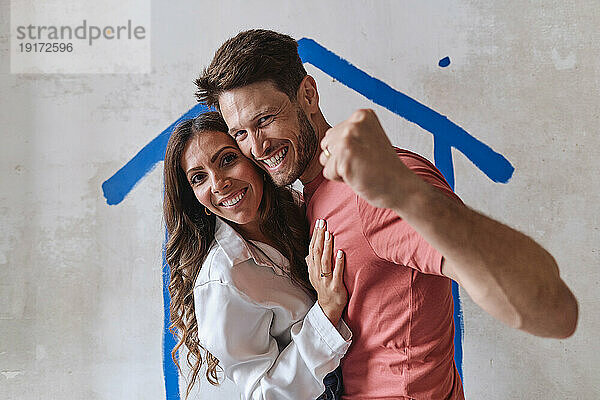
[{"xmin": 296, "ymin": 75, "xmax": 319, "ymax": 112}]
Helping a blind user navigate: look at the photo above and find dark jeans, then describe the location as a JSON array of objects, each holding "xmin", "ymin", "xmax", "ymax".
[{"xmin": 316, "ymin": 366, "xmax": 343, "ymax": 400}]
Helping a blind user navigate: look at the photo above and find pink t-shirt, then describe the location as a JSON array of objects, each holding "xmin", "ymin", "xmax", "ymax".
[{"xmin": 304, "ymin": 149, "xmax": 464, "ymax": 399}]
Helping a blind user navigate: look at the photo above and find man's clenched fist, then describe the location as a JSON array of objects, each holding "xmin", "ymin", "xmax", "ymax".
[{"xmin": 319, "ymin": 109, "xmax": 423, "ymax": 210}]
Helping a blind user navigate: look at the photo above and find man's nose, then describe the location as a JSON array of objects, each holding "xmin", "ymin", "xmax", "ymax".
[{"xmin": 248, "ymin": 130, "xmax": 271, "ymax": 160}]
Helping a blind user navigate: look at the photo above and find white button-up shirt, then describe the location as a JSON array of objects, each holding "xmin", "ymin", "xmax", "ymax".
[{"xmin": 193, "ymin": 218, "xmax": 352, "ymax": 400}]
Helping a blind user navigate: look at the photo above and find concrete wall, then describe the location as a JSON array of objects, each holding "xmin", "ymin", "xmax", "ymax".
[{"xmin": 1, "ymin": 1, "xmax": 598, "ymax": 399}]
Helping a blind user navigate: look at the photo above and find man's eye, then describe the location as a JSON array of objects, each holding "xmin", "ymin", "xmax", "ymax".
[
  {"xmin": 258, "ymin": 115, "xmax": 273, "ymax": 125},
  {"xmin": 233, "ymin": 130, "xmax": 247, "ymax": 140}
]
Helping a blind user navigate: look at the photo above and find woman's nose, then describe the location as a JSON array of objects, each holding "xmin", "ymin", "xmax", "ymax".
[{"xmin": 210, "ymin": 173, "xmax": 231, "ymax": 193}]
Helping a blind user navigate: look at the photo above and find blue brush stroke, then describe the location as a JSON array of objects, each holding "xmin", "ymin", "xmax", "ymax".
[
  {"xmin": 162, "ymin": 229, "xmax": 180, "ymax": 400},
  {"xmin": 451, "ymin": 280, "xmax": 464, "ymax": 379},
  {"xmin": 439, "ymin": 56, "xmax": 451, "ymax": 67},
  {"xmin": 101, "ymin": 103, "xmax": 212, "ymax": 205},
  {"xmin": 101, "ymin": 38, "xmax": 518, "ymax": 396},
  {"xmin": 433, "ymin": 135, "xmax": 455, "ymax": 190},
  {"xmin": 431, "ymin": 135, "xmax": 463, "ymax": 378}
]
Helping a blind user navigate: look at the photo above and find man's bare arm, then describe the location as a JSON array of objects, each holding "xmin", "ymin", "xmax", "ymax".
[
  {"xmin": 397, "ymin": 179, "xmax": 578, "ymax": 338},
  {"xmin": 319, "ymin": 108, "xmax": 578, "ymax": 338}
]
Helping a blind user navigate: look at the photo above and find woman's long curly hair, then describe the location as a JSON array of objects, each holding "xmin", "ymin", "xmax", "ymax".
[{"xmin": 163, "ymin": 111, "xmax": 315, "ymax": 399}]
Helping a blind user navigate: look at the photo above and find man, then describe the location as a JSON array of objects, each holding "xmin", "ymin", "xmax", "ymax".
[{"xmin": 195, "ymin": 29, "xmax": 578, "ymax": 399}]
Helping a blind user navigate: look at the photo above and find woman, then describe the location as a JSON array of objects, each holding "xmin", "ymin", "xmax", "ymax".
[{"xmin": 163, "ymin": 111, "xmax": 351, "ymax": 400}]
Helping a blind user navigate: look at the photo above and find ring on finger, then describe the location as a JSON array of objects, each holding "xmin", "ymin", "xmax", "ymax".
[
  {"xmin": 323, "ymin": 147, "xmax": 331, "ymax": 158},
  {"xmin": 320, "ymin": 271, "xmax": 333, "ymax": 278}
]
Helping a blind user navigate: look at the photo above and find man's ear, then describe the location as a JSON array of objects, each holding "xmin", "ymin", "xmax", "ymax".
[{"xmin": 296, "ymin": 75, "xmax": 319, "ymax": 112}]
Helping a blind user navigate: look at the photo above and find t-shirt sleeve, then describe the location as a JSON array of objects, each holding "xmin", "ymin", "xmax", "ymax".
[
  {"xmin": 395, "ymin": 148, "xmax": 461, "ymax": 202},
  {"xmin": 357, "ymin": 150, "xmax": 461, "ymax": 276}
]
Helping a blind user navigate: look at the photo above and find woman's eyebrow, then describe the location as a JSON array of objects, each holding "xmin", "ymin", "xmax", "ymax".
[
  {"xmin": 185, "ymin": 145, "xmax": 238, "ymax": 176},
  {"xmin": 185, "ymin": 146, "xmax": 239, "ymax": 175},
  {"xmin": 185, "ymin": 165, "xmax": 203, "ymax": 177},
  {"xmin": 211, "ymin": 146, "xmax": 237, "ymax": 163}
]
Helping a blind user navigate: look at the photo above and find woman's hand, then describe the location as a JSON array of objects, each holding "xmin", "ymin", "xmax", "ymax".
[{"xmin": 306, "ymin": 219, "xmax": 348, "ymax": 326}]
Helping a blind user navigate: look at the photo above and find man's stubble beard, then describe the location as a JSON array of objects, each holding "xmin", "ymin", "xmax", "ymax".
[{"xmin": 271, "ymin": 107, "xmax": 318, "ymax": 187}]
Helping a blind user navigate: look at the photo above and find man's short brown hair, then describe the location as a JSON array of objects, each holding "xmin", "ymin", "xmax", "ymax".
[{"xmin": 195, "ymin": 29, "xmax": 307, "ymax": 108}]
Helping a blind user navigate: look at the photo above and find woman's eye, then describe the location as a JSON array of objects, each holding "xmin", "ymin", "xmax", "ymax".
[
  {"xmin": 221, "ymin": 153, "xmax": 238, "ymax": 166},
  {"xmin": 190, "ymin": 174, "xmax": 205, "ymax": 185}
]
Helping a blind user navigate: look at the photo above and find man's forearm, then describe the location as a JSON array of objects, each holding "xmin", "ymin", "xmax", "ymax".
[
  {"xmin": 317, "ymin": 109, "xmax": 577, "ymax": 337},
  {"xmin": 391, "ymin": 176, "xmax": 578, "ymax": 338}
]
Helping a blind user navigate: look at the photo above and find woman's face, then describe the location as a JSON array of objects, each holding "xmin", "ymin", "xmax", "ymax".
[{"xmin": 180, "ymin": 130, "xmax": 264, "ymax": 226}]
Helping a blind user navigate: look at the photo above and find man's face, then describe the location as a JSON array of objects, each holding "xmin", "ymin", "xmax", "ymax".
[{"xmin": 218, "ymin": 81, "xmax": 318, "ymax": 186}]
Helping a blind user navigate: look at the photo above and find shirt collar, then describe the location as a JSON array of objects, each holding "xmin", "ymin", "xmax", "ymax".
[
  {"xmin": 302, "ymin": 172, "xmax": 326, "ymax": 204},
  {"xmin": 214, "ymin": 217, "xmax": 287, "ymax": 276}
]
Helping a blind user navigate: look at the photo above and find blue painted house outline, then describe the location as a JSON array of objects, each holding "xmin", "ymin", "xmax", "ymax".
[{"xmin": 102, "ymin": 38, "xmax": 514, "ymax": 399}]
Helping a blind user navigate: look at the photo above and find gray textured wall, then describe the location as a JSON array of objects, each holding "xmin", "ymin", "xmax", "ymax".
[{"xmin": 1, "ymin": 1, "xmax": 598, "ymax": 399}]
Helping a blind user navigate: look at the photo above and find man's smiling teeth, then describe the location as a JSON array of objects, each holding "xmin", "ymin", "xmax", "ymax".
[
  {"xmin": 263, "ymin": 147, "xmax": 288, "ymax": 168},
  {"xmin": 220, "ymin": 189, "xmax": 246, "ymax": 207}
]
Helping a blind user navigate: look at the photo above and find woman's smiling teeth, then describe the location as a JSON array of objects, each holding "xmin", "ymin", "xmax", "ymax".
[
  {"xmin": 263, "ymin": 147, "xmax": 288, "ymax": 169},
  {"xmin": 219, "ymin": 188, "xmax": 247, "ymax": 207}
]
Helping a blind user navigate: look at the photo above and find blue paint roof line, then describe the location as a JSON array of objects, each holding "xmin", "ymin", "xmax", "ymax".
[{"xmin": 297, "ymin": 38, "xmax": 514, "ymax": 186}]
